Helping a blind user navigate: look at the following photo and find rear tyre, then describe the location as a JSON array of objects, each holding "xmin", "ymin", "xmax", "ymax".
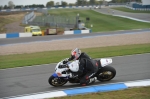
[
  {"xmin": 48, "ymin": 76, "xmax": 67, "ymax": 87},
  {"xmin": 97, "ymin": 66, "xmax": 116, "ymax": 82}
]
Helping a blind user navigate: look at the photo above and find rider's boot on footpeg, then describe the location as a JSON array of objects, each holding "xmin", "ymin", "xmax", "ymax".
[{"xmin": 89, "ymin": 77, "xmax": 97, "ymax": 84}]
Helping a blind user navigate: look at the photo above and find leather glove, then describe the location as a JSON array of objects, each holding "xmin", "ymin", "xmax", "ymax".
[{"xmin": 63, "ymin": 58, "xmax": 69, "ymax": 64}]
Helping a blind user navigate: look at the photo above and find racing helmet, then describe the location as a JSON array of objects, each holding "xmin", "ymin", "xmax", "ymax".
[{"xmin": 71, "ymin": 48, "xmax": 81, "ymax": 60}]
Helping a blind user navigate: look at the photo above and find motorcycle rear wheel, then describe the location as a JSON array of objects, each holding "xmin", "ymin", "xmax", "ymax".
[
  {"xmin": 97, "ymin": 66, "xmax": 116, "ymax": 82},
  {"xmin": 48, "ymin": 76, "xmax": 67, "ymax": 87}
]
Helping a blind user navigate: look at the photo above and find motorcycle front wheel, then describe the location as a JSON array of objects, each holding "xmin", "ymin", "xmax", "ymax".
[
  {"xmin": 48, "ymin": 76, "xmax": 68, "ymax": 87},
  {"xmin": 97, "ymin": 66, "xmax": 116, "ymax": 82}
]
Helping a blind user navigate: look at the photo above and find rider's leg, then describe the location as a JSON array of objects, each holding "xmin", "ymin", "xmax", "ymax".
[{"xmin": 80, "ymin": 73, "xmax": 97, "ymax": 86}]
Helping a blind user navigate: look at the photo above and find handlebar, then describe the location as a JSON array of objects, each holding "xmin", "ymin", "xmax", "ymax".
[{"xmin": 58, "ymin": 64, "xmax": 69, "ymax": 68}]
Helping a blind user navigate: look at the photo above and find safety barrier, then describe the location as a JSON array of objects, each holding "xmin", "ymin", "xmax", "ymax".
[
  {"xmin": 0, "ymin": 33, "xmax": 32, "ymax": 39},
  {"xmin": 0, "ymin": 29, "xmax": 92, "ymax": 39},
  {"xmin": 64, "ymin": 29, "xmax": 92, "ymax": 35}
]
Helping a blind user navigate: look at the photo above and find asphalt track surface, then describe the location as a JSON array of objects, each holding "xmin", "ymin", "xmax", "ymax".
[
  {"xmin": 93, "ymin": 7, "xmax": 150, "ymax": 21},
  {"xmin": 0, "ymin": 53, "xmax": 150, "ymax": 98},
  {"xmin": 0, "ymin": 29, "xmax": 150, "ymax": 46},
  {"xmin": 0, "ymin": 8, "xmax": 150, "ymax": 98}
]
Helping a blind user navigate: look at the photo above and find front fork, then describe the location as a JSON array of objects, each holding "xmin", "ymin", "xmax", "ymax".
[{"xmin": 52, "ymin": 73, "xmax": 69, "ymax": 83}]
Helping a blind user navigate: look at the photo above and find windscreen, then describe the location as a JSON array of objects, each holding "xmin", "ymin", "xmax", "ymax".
[{"xmin": 32, "ymin": 29, "xmax": 40, "ymax": 32}]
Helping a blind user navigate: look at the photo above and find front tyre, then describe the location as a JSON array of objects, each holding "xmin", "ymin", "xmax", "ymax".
[
  {"xmin": 97, "ymin": 66, "xmax": 116, "ymax": 82},
  {"xmin": 48, "ymin": 76, "xmax": 67, "ymax": 87}
]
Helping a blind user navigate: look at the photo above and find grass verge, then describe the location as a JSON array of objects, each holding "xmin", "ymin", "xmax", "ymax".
[
  {"xmin": 0, "ymin": 43, "xmax": 150, "ymax": 69},
  {"xmin": 0, "ymin": 13, "xmax": 25, "ymax": 33},
  {"xmin": 111, "ymin": 7, "xmax": 150, "ymax": 13},
  {"xmin": 52, "ymin": 86, "xmax": 150, "ymax": 99},
  {"xmin": 47, "ymin": 9, "xmax": 150, "ymax": 32}
]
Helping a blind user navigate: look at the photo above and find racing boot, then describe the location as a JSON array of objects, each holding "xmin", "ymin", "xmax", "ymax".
[{"xmin": 89, "ymin": 77, "xmax": 97, "ymax": 84}]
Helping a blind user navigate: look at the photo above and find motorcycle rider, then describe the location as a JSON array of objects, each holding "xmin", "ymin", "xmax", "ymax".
[{"xmin": 63, "ymin": 48, "xmax": 99, "ymax": 86}]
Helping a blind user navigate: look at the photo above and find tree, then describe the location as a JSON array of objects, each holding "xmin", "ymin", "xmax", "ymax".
[
  {"xmin": 68, "ymin": 3, "xmax": 75, "ymax": 6},
  {"xmin": 89, "ymin": 0, "xmax": 96, "ymax": 5},
  {"xmin": 24, "ymin": 5, "xmax": 29, "ymax": 8},
  {"xmin": 61, "ymin": 1, "xmax": 68, "ymax": 6},
  {"xmin": 76, "ymin": 0, "xmax": 88, "ymax": 6},
  {"xmin": 15, "ymin": 5, "xmax": 22, "ymax": 9},
  {"xmin": 39, "ymin": 4, "xmax": 45, "ymax": 8},
  {"xmin": 8, "ymin": 1, "xmax": 15, "ymax": 9},
  {"xmin": 32, "ymin": 4, "xmax": 36, "ymax": 8},
  {"xmin": 76, "ymin": 0, "xmax": 82, "ymax": 6},
  {"xmin": 83, "ymin": 0, "xmax": 88, "ymax": 5},
  {"xmin": 24, "ymin": 4, "xmax": 45, "ymax": 8},
  {"xmin": 110, "ymin": 0, "xmax": 140, "ymax": 3},
  {"xmin": 98, "ymin": 0, "xmax": 103, "ymax": 5},
  {"xmin": 116, "ymin": 0, "xmax": 122, "ymax": 3},
  {"xmin": 56, "ymin": 2, "xmax": 60, "ymax": 6},
  {"xmin": 46, "ymin": 1, "xmax": 54, "ymax": 7},
  {"xmin": 0, "ymin": 5, "xmax": 3, "ymax": 10},
  {"xmin": 4, "ymin": 5, "xmax": 8, "ymax": 9},
  {"xmin": 95, "ymin": 0, "xmax": 100, "ymax": 5}
]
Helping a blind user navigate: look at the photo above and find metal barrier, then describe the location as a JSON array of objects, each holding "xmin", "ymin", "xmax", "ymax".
[
  {"xmin": 22, "ymin": 11, "xmax": 35, "ymax": 24},
  {"xmin": 28, "ymin": 15, "xmax": 77, "ymax": 28}
]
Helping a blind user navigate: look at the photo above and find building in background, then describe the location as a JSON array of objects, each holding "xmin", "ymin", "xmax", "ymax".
[
  {"xmin": 127, "ymin": 0, "xmax": 150, "ymax": 9},
  {"xmin": 142, "ymin": 0, "xmax": 150, "ymax": 5}
]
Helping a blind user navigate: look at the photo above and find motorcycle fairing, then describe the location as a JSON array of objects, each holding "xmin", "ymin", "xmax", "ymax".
[
  {"xmin": 100, "ymin": 58, "xmax": 112, "ymax": 67},
  {"xmin": 52, "ymin": 73, "xmax": 58, "ymax": 77}
]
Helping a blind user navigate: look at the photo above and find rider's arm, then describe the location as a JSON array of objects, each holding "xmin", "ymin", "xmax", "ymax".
[
  {"xmin": 70, "ymin": 59, "xmax": 85, "ymax": 78},
  {"xmin": 63, "ymin": 55, "xmax": 75, "ymax": 64},
  {"xmin": 68, "ymin": 55, "xmax": 75, "ymax": 61},
  {"xmin": 76, "ymin": 59, "xmax": 85, "ymax": 77}
]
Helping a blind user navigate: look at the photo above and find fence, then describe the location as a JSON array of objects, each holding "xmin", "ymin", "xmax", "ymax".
[
  {"xmin": 28, "ymin": 14, "xmax": 77, "ymax": 28},
  {"xmin": 23, "ymin": 4, "xmax": 136, "ymax": 29},
  {"xmin": 37, "ymin": 8, "xmax": 48, "ymax": 15}
]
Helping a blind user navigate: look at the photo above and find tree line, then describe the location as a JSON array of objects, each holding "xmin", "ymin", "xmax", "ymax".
[
  {"xmin": 0, "ymin": 4, "xmax": 45, "ymax": 10},
  {"xmin": 46, "ymin": 0, "xmax": 139, "ymax": 7},
  {"xmin": 0, "ymin": 0, "xmax": 142, "ymax": 10},
  {"xmin": 111, "ymin": 0, "xmax": 141, "ymax": 3}
]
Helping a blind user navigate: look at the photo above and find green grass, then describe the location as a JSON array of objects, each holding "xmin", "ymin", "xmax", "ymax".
[
  {"xmin": 52, "ymin": 86, "xmax": 150, "ymax": 99},
  {"xmin": 111, "ymin": 7, "xmax": 150, "ymax": 13},
  {"xmin": 0, "ymin": 17, "xmax": 14, "ymax": 33},
  {"xmin": 0, "ymin": 14, "xmax": 25, "ymax": 33},
  {"xmin": 0, "ymin": 43, "xmax": 150, "ymax": 69},
  {"xmin": 47, "ymin": 9, "xmax": 150, "ymax": 32}
]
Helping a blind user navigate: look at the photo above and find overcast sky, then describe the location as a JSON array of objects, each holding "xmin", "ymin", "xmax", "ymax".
[{"xmin": 0, "ymin": 0, "xmax": 111, "ymax": 6}]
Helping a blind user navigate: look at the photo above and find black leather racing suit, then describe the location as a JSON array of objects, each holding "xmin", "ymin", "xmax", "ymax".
[{"xmin": 68, "ymin": 52, "xmax": 99, "ymax": 85}]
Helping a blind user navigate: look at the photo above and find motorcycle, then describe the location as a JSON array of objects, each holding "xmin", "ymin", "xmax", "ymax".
[{"xmin": 48, "ymin": 58, "xmax": 116, "ymax": 87}]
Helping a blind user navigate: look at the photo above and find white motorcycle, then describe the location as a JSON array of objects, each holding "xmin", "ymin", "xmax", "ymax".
[{"xmin": 48, "ymin": 58, "xmax": 116, "ymax": 87}]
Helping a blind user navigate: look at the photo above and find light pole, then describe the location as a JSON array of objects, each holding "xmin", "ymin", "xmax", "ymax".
[
  {"xmin": 76, "ymin": 13, "xmax": 79, "ymax": 29},
  {"xmin": 82, "ymin": 0, "xmax": 84, "ymax": 6},
  {"xmin": 61, "ymin": 0, "xmax": 63, "ymax": 7},
  {"xmin": 79, "ymin": 0, "xmax": 84, "ymax": 6},
  {"xmin": 43, "ymin": 18, "xmax": 45, "ymax": 26}
]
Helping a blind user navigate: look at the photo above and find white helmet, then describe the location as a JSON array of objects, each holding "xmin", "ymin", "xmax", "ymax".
[{"xmin": 71, "ymin": 48, "xmax": 81, "ymax": 60}]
